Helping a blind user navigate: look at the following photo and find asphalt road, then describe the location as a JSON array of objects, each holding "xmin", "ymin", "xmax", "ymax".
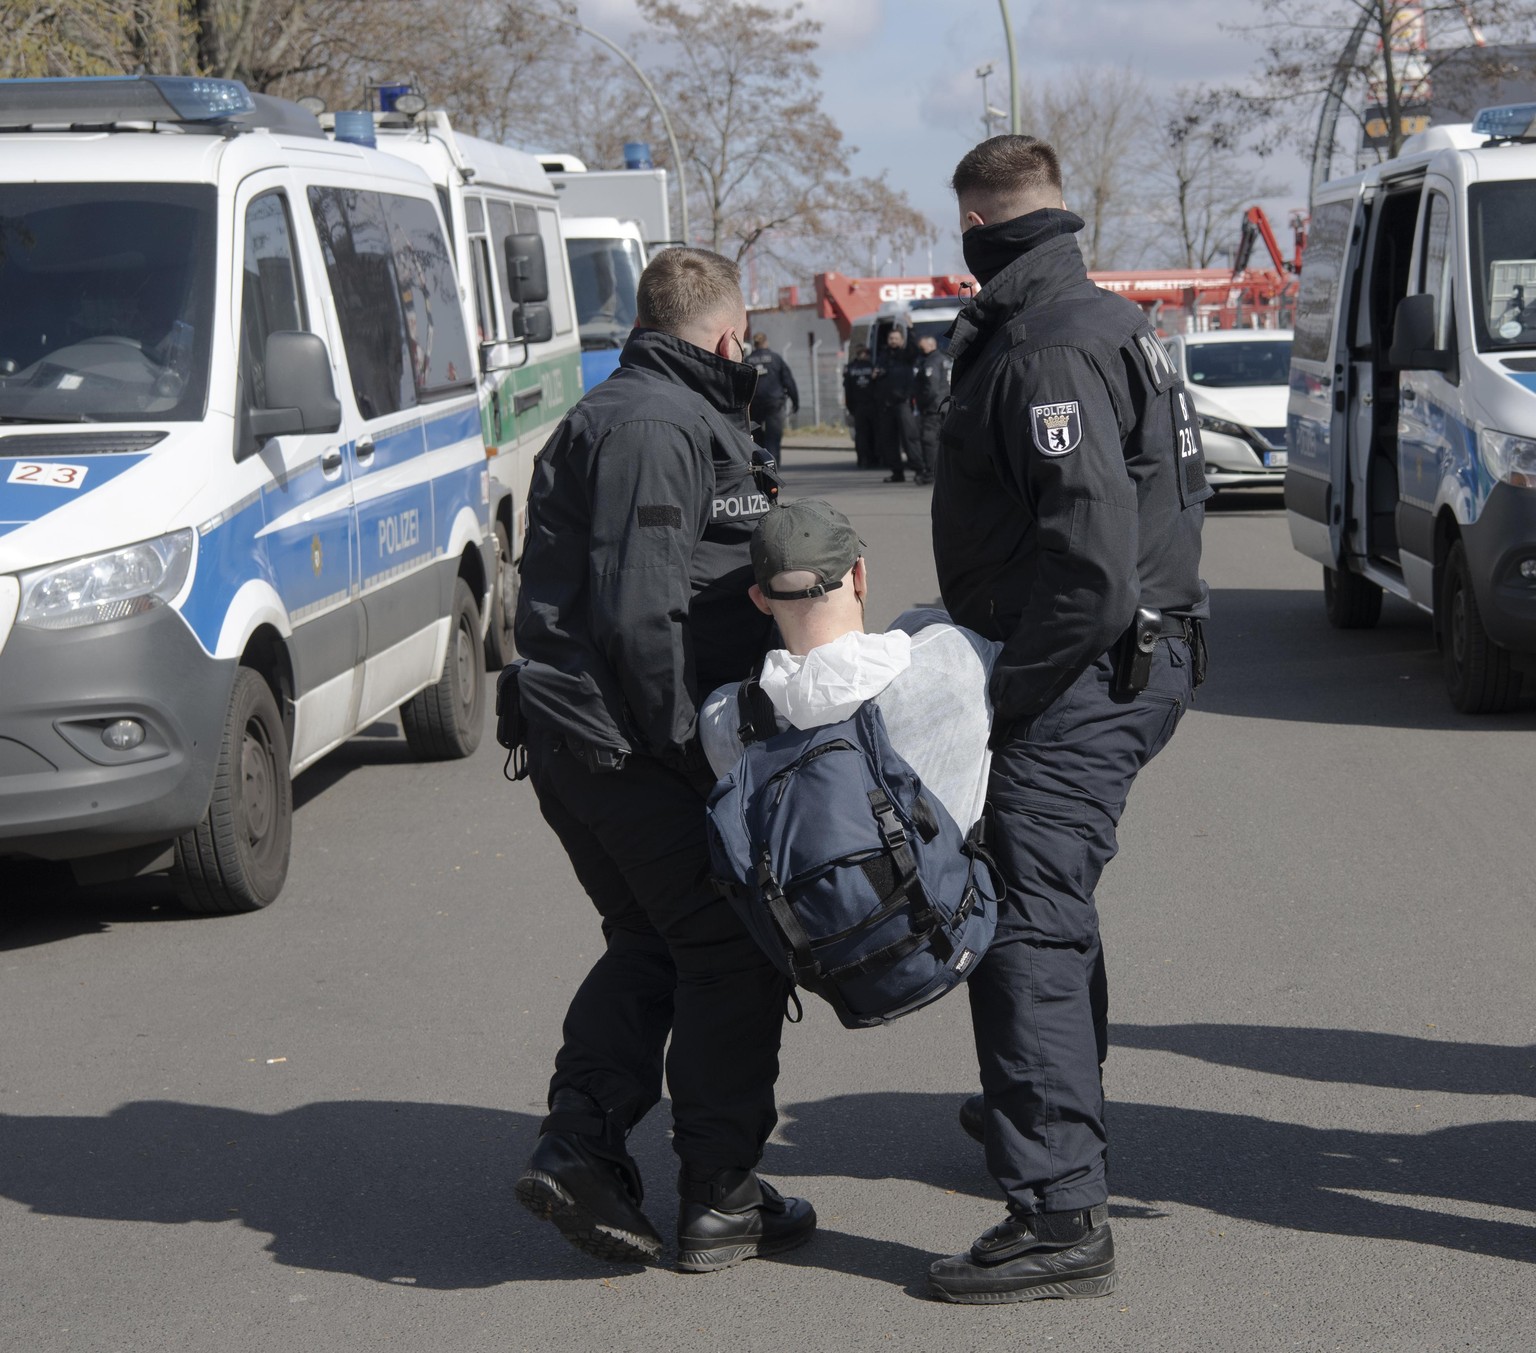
[{"xmin": 2, "ymin": 447, "xmax": 1532, "ymax": 1353}]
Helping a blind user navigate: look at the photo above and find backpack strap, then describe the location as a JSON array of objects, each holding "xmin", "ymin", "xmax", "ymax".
[{"xmin": 736, "ymin": 662, "xmax": 779, "ymax": 745}]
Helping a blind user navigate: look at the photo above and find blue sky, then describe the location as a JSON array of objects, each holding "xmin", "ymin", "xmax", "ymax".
[{"xmin": 576, "ymin": 0, "xmax": 1310, "ymax": 272}]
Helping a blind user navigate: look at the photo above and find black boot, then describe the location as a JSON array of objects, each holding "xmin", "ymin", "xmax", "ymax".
[
  {"xmin": 959, "ymin": 1092, "xmax": 985, "ymax": 1143},
  {"xmin": 675, "ymin": 1166, "xmax": 816, "ymax": 1272},
  {"xmin": 928, "ymin": 1205, "xmax": 1116, "ymax": 1303},
  {"xmin": 514, "ymin": 1090, "xmax": 662, "ymax": 1265}
]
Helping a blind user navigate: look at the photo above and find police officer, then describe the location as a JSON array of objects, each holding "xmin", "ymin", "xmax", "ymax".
[
  {"xmin": 912, "ymin": 335, "xmax": 950, "ymax": 477},
  {"xmin": 745, "ymin": 332, "xmax": 799, "ymax": 461},
  {"xmin": 842, "ymin": 343, "xmax": 879, "ymax": 467},
  {"xmin": 511, "ymin": 248, "xmax": 815, "ymax": 1272},
  {"xmin": 874, "ymin": 326, "xmax": 925, "ymax": 484},
  {"xmin": 926, "ymin": 136, "xmax": 1209, "ymax": 1303}
]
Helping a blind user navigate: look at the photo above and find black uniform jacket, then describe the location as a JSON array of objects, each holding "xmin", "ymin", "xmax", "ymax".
[
  {"xmin": 913, "ymin": 352, "xmax": 950, "ymax": 414},
  {"xmin": 932, "ymin": 209, "xmax": 1209, "ymax": 727},
  {"xmin": 874, "ymin": 348, "xmax": 915, "ymax": 405},
  {"xmin": 514, "ymin": 327, "xmax": 775, "ymax": 770},
  {"xmin": 746, "ymin": 347, "xmax": 799, "ymax": 410},
  {"xmin": 843, "ymin": 356, "xmax": 875, "ymax": 412}
]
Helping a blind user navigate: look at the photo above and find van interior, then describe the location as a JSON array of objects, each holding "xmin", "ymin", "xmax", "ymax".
[{"xmin": 1351, "ymin": 182, "xmax": 1422, "ymax": 568}]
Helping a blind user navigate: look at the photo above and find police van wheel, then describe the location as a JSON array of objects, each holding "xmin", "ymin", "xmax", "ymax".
[
  {"xmin": 1323, "ymin": 566, "xmax": 1382, "ymax": 629},
  {"xmin": 1441, "ymin": 540, "xmax": 1522, "ymax": 714},
  {"xmin": 484, "ymin": 521, "xmax": 517, "ymax": 670},
  {"xmin": 172, "ymin": 667, "xmax": 292, "ymax": 914},
  {"xmin": 402, "ymin": 576, "xmax": 486, "ymax": 759}
]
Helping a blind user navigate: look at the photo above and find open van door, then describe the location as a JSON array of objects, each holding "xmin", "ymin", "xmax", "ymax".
[{"xmin": 1286, "ymin": 187, "xmax": 1367, "ymax": 569}]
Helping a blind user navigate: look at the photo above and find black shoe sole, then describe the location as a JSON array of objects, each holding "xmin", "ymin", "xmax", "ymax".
[
  {"xmin": 928, "ymin": 1265, "xmax": 1116, "ymax": 1304},
  {"xmin": 675, "ymin": 1220, "xmax": 817, "ymax": 1273},
  {"xmin": 515, "ymin": 1169, "xmax": 662, "ymax": 1266}
]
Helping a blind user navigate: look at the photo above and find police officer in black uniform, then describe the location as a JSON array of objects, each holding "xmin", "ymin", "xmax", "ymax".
[
  {"xmin": 745, "ymin": 332, "xmax": 799, "ymax": 461},
  {"xmin": 912, "ymin": 335, "xmax": 950, "ymax": 478},
  {"xmin": 926, "ymin": 136, "xmax": 1209, "ymax": 1303},
  {"xmin": 842, "ymin": 343, "xmax": 879, "ymax": 467},
  {"xmin": 874, "ymin": 326, "xmax": 925, "ymax": 483},
  {"xmin": 510, "ymin": 248, "xmax": 815, "ymax": 1272}
]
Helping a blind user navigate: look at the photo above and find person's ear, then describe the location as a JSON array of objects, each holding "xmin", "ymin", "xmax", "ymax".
[
  {"xmin": 715, "ymin": 328, "xmax": 735, "ymax": 360},
  {"xmin": 852, "ymin": 557, "xmax": 868, "ymax": 602},
  {"xmin": 748, "ymin": 583, "xmax": 773, "ymax": 616},
  {"xmin": 963, "ymin": 209, "xmax": 986, "ymax": 230}
]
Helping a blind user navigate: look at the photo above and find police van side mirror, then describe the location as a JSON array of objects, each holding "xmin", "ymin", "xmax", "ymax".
[
  {"xmin": 1388, "ymin": 294, "xmax": 1456, "ymax": 376},
  {"xmin": 242, "ymin": 331, "xmax": 343, "ymax": 454},
  {"xmin": 518, "ymin": 304, "xmax": 554, "ymax": 344},
  {"xmin": 504, "ymin": 233, "xmax": 550, "ymax": 305}
]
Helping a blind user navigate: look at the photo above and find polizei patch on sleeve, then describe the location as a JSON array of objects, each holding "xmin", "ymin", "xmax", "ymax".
[{"xmin": 1030, "ymin": 401, "xmax": 1083, "ymax": 456}]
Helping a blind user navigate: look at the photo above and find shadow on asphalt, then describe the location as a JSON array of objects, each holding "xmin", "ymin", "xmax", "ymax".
[{"xmin": 1, "ymin": 1024, "xmax": 1529, "ymax": 1291}]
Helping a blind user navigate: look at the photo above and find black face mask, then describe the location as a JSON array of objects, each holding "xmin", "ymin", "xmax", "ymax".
[{"xmin": 961, "ymin": 207, "xmax": 1084, "ymax": 287}]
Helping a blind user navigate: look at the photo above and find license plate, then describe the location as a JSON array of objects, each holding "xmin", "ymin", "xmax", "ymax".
[{"xmin": 1263, "ymin": 450, "xmax": 1288, "ymax": 468}]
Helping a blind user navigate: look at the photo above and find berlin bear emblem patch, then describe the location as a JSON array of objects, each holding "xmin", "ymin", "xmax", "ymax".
[{"xmin": 1030, "ymin": 401, "xmax": 1082, "ymax": 456}]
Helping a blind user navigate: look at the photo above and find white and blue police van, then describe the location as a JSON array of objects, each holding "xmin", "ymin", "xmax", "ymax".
[
  {"xmin": 0, "ymin": 76, "xmax": 497, "ymax": 910},
  {"xmin": 1286, "ymin": 103, "xmax": 1536, "ymax": 712},
  {"xmin": 317, "ymin": 97, "xmax": 583, "ymax": 666}
]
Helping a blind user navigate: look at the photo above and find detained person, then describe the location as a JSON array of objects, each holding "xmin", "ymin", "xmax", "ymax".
[{"xmin": 699, "ymin": 498, "xmax": 998, "ymax": 835}]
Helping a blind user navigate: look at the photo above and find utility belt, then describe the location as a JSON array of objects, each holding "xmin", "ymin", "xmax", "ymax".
[{"xmin": 1109, "ymin": 606, "xmax": 1208, "ymax": 702}]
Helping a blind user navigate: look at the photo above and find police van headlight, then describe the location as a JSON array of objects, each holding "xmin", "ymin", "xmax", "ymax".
[
  {"xmin": 1479, "ymin": 429, "xmax": 1536, "ymax": 488},
  {"xmin": 1197, "ymin": 414, "xmax": 1254, "ymax": 444},
  {"xmin": 17, "ymin": 530, "xmax": 194, "ymax": 630}
]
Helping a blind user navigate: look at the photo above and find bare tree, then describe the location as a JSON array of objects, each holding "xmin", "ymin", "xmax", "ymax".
[
  {"xmin": 1151, "ymin": 85, "xmax": 1282, "ymax": 268},
  {"xmin": 1228, "ymin": 0, "xmax": 1536, "ymax": 170}
]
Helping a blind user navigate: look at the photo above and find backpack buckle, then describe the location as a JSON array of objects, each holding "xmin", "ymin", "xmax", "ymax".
[{"xmin": 868, "ymin": 790, "xmax": 907, "ymax": 849}]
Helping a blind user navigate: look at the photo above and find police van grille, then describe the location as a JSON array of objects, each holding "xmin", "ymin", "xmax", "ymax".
[{"xmin": 0, "ymin": 432, "xmax": 168, "ymax": 456}]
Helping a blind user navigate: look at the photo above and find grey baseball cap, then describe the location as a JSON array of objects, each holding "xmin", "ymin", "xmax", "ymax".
[{"xmin": 750, "ymin": 499, "xmax": 864, "ymax": 600}]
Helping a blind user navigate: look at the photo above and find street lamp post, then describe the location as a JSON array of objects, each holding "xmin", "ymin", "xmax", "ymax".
[
  {"xmin": 549, "ymin": 16, "xmax": 690, "ymax": 245},
  {"xmin": 977, "ymin": 63, "xmax": 997, "ymax": 138},
  {"xmin": 998, "ymin": 0, "xmax": 1020, "ymax": 134}
]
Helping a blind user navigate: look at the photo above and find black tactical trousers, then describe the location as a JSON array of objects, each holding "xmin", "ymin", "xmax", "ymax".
[
  {"xmin": 970, "ymin": 638, "xmax": 1192, "ymax": 1214},
  {"xmin": 919, "ymin": 411, "xmax": 944, "ymax": 470},
  {"xmin": 751, "ymin": 401, "xmax": 785, "ymax": 460},
  {"xmin": 881, "ymin": 402, "xmax": 923, "ymax": 478},
  {"xmin": 527, "ymin": 726, "xmax": 789, "ymax": 1173},
  {"xmin": 851, "ymin": 405, "xmax": 879, "ymax": 466}
]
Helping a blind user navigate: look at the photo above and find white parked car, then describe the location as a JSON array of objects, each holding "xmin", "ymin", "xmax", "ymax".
[{"xmin": 1163, "ymin": 329, "xmax": 1293, "ymax": 489}]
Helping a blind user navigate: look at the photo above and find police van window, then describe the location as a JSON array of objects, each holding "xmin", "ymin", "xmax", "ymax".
[
  {"xmin": 435, "ymin": 186, "xmax": 454, "ymax": 245},
  {"xmin": 1468, "ymin": 181, "xmax": 1536, "ymax": 351},
  {"xmin": 465, "ymin": 196, "xmax": 485, "ymax": 234},
  {"xmin": 537, "ymin": 207, "xmax": 574, "ymax": 336},
  {"xmin": 308, "ymin": 186, "xmax": 415, "ymax": 418},
  {"xmin": 488, "ymin": 200, "xmax": 519, "ymax": 338},
  {"xmin": 380, "ymin": 193, "xmax": 474, "ymax": 397},
  {"xmin": 240, "ymin": 192, "xmax": 306, "ymax": 411},
  {"xmin": 0, "ymin": 182, "xmax": 216, "ymax": 423},
  {"xmin": 1292, "ymin": 199, "xmax": 1355, "ymax": 363},
  {"xmin": 1422, "ymin": 192, "xmax": 1454, "ymax": 350},
  {"xmin": 463, "ymin": 194, "xmax": 498, "ymax": 343}
]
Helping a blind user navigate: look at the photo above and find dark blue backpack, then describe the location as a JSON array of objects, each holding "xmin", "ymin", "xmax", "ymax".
[{"xmin": 706, "ymin": 680, "xmax": 998, "ymax": 1029}]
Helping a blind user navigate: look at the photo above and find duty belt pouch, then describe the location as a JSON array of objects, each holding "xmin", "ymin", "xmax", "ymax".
[
  {"xmin": 494, "ymin": 659, "xmax": 531, "ymax": 780},
  {"xmin": 1110, "ymin": 606, "xmax": 1161, "ymax": 703},
  {"xmin": 1189, "ymin": 617, "xmax": 1209, "ymax": 689}
]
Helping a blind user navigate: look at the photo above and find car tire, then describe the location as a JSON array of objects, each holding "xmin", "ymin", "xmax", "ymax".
[
  {"xmin": 401, "ymin": 576, "xmax": 485, "ymax": 759},
  {"xmin": 1323, "ymin": 565, "xmax": 1383, "ymax": 629},
  {"xmin": 172, "ymin": 667, "xmax": 292, "ymax": 914},
  {"xmin": 1441, "ymin": 540, "xmax": 1521, "ymax": 713},
  {"xmin": 484, "ymin": 519, "xmax": 517, "ymax": 670}
]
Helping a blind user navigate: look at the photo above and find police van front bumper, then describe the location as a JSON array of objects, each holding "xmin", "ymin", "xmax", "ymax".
[
  {"xmin": 1462, "ymin": 483, "xmax": 1536, "ymax": 653},
  {"xmin": 0, "ymin": 604, "xmax": 234, "ymax": 864}
]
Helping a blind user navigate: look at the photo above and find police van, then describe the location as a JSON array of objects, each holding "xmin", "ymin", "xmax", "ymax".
[
  {"xmin": 850, "ymin": 296, "xmax": 966, "ymax": 357},
  {"xmin": 0, "ymin": 76, "xmax": 497, "ymax": 909},
  {"xmin": 319, "ymin": 100, "xmax": 582, "ymax": 665},
  {"xmin": 1286, "ymin": 103, "xmax": 1536, "ymax": 712}
]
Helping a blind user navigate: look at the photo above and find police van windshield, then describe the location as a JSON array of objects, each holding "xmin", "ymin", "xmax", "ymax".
[
  {"xmin": 1469, "ymin": 181, "xmax": 1536, "ymax": 351},
  {"xmin": 567, "ymin": 236, "xmax": 644, "ymax": 351},
  {"xmin": 1183, "ymin": 339, "xmax": 1292, "ymax": 387},
  {"xmin": 0, "ymin": 183, "xmax": 216, "ymax": 423}
]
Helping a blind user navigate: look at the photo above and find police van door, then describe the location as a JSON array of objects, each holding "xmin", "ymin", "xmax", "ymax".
[
  {"xmin": 1285, "ymin": 187, "xmax": 1367, "ymax": 567},
  {"xmin": 1395, "ymin": 178, "xmax": 1459, "ymax": 610},
  {"xmin": 1345, "ymin": 174, "xmax": 1424, "ymax": 577},
  {"xmin": 307, "ymin": 185, "xmax": 479, "ymax": 728},
  {"xmin": 236, "ymin": 176, "xmax": 362, "ymax": 767}
]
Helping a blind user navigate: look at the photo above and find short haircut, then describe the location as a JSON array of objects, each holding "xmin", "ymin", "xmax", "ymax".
[
  {"xmin": 636, "ymin": 248, "xmax": 742, "ymax": 334},
  {"xmin": 752, "ymin": 332, "xmax": 767, "ymax": 346},
  {"xmin": 951, "ymin": 135, "xmax": 1062, "ymax": 209}
]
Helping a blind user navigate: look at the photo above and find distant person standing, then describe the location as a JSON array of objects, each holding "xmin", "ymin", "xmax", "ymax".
[
  {"xmin": 746, "ymin": 333, "xmax": 799, "ymax": 461},
  {"xmin": 913, "ymin": 335, "xmax": 950, "ymax": 476},
  {"xmin": 875, "ymin": 326, "xmax": 925, "ymax": 484},
  {"xmin": 843, "ymin": 344, "xmax": 879, "ymax": 467}
]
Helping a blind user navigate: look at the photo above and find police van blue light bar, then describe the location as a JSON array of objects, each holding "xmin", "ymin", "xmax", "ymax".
[
  {"xmin": 0, "ymin": 75, "xmax": 255, "ymax": 128},
  {"xmin": 1472, "ymin": 102, "xmax": 1536, "ymax": 141}
]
